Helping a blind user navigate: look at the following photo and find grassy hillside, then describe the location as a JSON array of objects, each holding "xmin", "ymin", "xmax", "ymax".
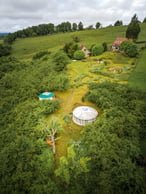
[
  {"xmin": 11, "ymin": 23, "xmax": 146, "ymax": 60},
  {"xmin": 11, "ymin": 25, "xmax": 127, "ymax": 60},
  {"xmin": 128, "ymin": 49, "xmax": 146, "ymax": 91}
]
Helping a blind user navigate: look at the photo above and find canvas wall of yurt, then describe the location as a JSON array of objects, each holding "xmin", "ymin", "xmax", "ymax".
[{"xmin": 72, "ymin": 106, "xmax": 98, "ymax": 126}]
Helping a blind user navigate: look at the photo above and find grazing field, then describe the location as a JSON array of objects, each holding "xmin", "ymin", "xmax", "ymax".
[
  {"xmin": 11, "ymin": 25, "xmax": 128, "ymax": 60},
  {"xmin": 11, "ymin": 23, "xmax": 146, "ymax": 61},
  {"xmin": 128, "ymin": 49, "xmax": 146, "ymax": 91}
]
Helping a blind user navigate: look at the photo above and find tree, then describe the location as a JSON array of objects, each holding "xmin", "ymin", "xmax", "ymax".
[
  {"xmin": 53, "ymin": 50, "xmax": 70, "ymax": 71},
  {"xmin": 43, "ymin": 120, "xmax": 63, "ymax": 154},
  {"xmin": 4, "ymin": 33, "xmax": 16, "ymax": 44},
  {"xmin": 86, "ymin": 25, "xmax": 94, "ymax": 30},
  {"xmin": 78, "ymin": 21, "xmax": 84, "ymax": 30},
  {"xmin": 72, "ymin": 23, "xmax": 77, "ymax": 31},
  {"xmin": 102, "ymin": 42, "xmax": 108, "ymax": 52},
  {"xmin": 0, "ymin": 44, "xmax": 11, "ymax": 57},
  {"xmin": 55, "ymin": 145, "xmax": 90, "ymax": 191},
  {"xmin": 114, "ymin": 20, "xmax": 123, "ymax": 26},
  {"xmin": 79, "ymin": 82, "xmax": 146, "ymax": 193},
  {"xmin": 131, "ymin": 14, "xmax": 139, "ymax": 22},
  {"xmin": 120, "ymin": 40, "xmax": 138, "ymax": 57},
  {"xmin": 73, "ymin": 50, "xmax": 85, "ymax": 60},
  {"xmin": 143, "ymin": 17, "xmax": 146, "ymax": 23},
  {"xmin": 126, "ymin": 14, "xmax": 141, "ymax": 40},
  {"xmin": 63, "ymin": 42, "xmax": 79, "ymax": 58},
  {"xmin": 91, "ymin": 44, "xmax": 104, "ymax": 56},
  {"xmin": 95, "ymin": 22, "xmax": 101, "ymax": 29},
  {"xmin": 40, "ymin": 100, "xmax": 60, "ymax": 115}
]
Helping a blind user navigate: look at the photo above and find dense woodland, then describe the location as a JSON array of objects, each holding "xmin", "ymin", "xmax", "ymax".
[
  {"xmin": 0, "ymin": 16, "xmax": 146, "ymax": 193},
  {"xmin": 0, "ymin": 52, "xmax": 146, "ymax": 194}
]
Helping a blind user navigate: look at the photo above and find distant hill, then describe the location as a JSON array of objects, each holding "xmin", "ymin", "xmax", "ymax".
[{"xmin": 0, "ymin": 33, "xmax": 9, "ymax": 38}]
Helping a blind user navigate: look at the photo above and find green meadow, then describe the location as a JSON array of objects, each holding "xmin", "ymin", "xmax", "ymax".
[{"xmin": 129, "ymin": 49, "xmax": 146, "ymax": 91}]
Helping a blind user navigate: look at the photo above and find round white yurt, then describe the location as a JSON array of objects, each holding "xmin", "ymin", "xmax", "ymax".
[
  {"xmin": 39, "ymin": 92, "xmax": 55, "ymax": 100},
  {"xmin": 72, "ymin": 106, "xmax": 98, "ymax": 126}
]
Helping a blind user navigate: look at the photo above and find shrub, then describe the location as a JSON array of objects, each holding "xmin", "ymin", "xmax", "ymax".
[
  {"xmin": 63, "ymin": 42, "xmax": 79, "ymax": 58},
  {"xmin": 120, "ymin": 41, "xmax": 138, "ymax": 57},
  {"xmin": 72, "ymin": 36, "xmax": 80, "ymax": 42},
  {"xmin": 40, "ymin": 100, "xmax": 60, "ymax": 115},
  {"xmin": 102, "ymin": 42, "xmax": 108, "ymax": 51},
  {"xmin": 91, "ymin": 44, "xmax": 104, "ymax": 56},
  {"xmin": 0, "ymin": 44, "xmax": 11, "ymax": 57},
  {"xmin": 73, "ymin": 50, "xmax": 85, "ymax": 60},
  {"xmin": 53, "ymin": 50, "xmax": 70, "ymax": 71},
  {"xmin": 33, "ymin": 50, "xmax": 51, "ymax": 60}
]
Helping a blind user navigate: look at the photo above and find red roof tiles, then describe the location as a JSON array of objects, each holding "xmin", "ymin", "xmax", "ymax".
[{"xmin": 113, "ymin": 37, "xmax": 128, "ymax": 46}]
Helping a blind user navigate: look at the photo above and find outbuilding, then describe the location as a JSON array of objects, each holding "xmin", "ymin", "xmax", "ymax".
[
  {"xmin": 39, "ymin": 92, "xmax": 55, "ymax": 100},
  {"xmin": 72, "ymin": 106, "xmax": 98, "ymax": 126}
]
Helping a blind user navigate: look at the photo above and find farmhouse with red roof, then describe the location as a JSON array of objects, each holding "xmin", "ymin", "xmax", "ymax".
[{"xmin": 112, "ymin": 37, "xmax": 128, "ymax": 50}]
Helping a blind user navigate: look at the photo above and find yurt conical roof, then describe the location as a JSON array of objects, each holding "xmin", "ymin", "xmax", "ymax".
[
  {"xmin": 72, "ymin": 106, "xmax": 98, "ymax": 126},
  {"xmin": 39, "ymin": 92, "xmax": 54, "ymax": 99}
]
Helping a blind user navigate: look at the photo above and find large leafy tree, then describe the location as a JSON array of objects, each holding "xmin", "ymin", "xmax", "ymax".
[
  {"xmin": 126, "ymin": 14, "xmax": 141, "ymax": 40},
  {"xmin": 55, "ymin": 145, "xmax": 90, "ymax": 192},
  {"xmin": 63, "ymin": 42, "xmax": 79, "ymax": 58},
  {"xmin": 120, "ymin": 40, "xmax": 138, "ymax": 57},
  {"xmin": 53, "ymin": 50, "xmax": 70, "ymax": 71},
  {"xmin": 143, "ymin": 17, "xmax": 146, "ymax": 23},
  {"xmin": 95, "ymin": 22, "xmax": 101, "ymax": 29},
  {"xmin": 78, "ymin": 21, "xmax": 84, "ymax": 30},
  {"xmin": 114, "ymin": 20, "xmax": 123, "ymax": 26},
  {"xmin": 0, "ymin": 44, "xmax": 11, "ymax": 57},
  {"xmin": 72, "ymin": 23, "xmax": 77, "ymax": 31}
]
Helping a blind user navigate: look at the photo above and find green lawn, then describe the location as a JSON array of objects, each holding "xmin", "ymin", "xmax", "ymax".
[{"xmin": 128, "ymin": 49, "xmax": 146, "ymax": 91}]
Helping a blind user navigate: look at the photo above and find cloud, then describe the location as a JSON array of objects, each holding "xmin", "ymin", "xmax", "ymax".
[{"xmin": 0, "ymin": 0, "xmax": 146, "ymax": 32}]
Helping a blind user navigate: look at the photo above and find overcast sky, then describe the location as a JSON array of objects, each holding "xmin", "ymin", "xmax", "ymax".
[{"xmin": 0, "ymin": 0, "xmax": 146, "ymax": 32}]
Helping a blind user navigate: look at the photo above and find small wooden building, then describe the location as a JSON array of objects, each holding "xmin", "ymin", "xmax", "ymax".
[
  {"xmin": 112, "ymin": 37, "xmax": 128, "ymax": 50},
  {"xmin": 80, "ymin": 45, "xmax": 90, "ymax": 57}
]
